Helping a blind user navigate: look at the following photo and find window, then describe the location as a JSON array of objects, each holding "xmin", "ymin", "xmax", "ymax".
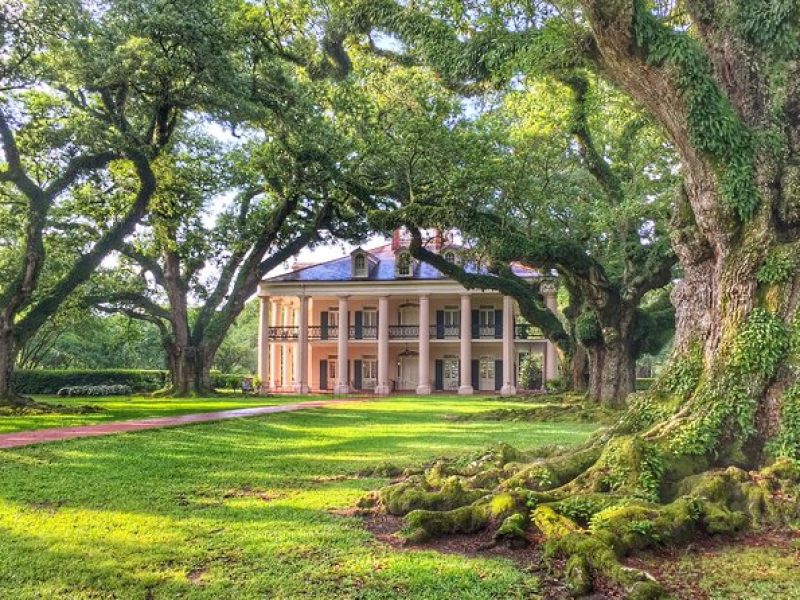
[
  {"xmin": 328, "ymin": 356, "xmax": 337, "ymax": 380},
  {"xmin": 328, "ymin": 308, "xmax": 339, "ymax": 328},
  {"xmin": 353, "ymin": 253, "xmax": 367, "ymax": 277},
  {"xmin": 480, "ymin": 357, "xmax": 495, "ymax": 380},
  {"xmin": 443, "ymin": 250, "xmax": 457, "ymax": 263},
  {"xmin": 443, "ymin": 307, "xmax": 459, "ymax": 327},
  {"xmin": 363, "ymin": 308, "xmax": 377, "ymax": 338},
  {"xmin": 396, "ymin": 252, "xmax": 412, "ymax": 277}
]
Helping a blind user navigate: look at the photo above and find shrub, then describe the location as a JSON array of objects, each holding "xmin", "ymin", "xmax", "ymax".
[
  {"xmin": 13, "ymin": 369, "xmax": 169, "ymax": 394},
  {"xmin": 57, "ymin": 384, "xmax": 133, "ymax": 397}
]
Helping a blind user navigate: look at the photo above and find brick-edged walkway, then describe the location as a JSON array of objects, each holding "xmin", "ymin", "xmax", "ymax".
[{"xmin": 0, "ymin": 398, "xmax": 360, "ymax": 449}]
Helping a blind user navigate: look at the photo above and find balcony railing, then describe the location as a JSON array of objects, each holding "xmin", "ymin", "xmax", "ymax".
[
  {"xmin": 514, "ymin": 323, "xmax": 544, "ymax": 339},
  {"xmin": 431, "ymin": 325, "xmax": 460, "ymax": 339},
  {"xmin": 389, "ymin": 325, "xmax": 419, "ymax": 339},
  {"xmin": 268, "ymin": 326, "xmax": 298, "ymax": 340},
  {"xmin": 271, "ymin": 323, "xmax": 544, "ymax": 341}
]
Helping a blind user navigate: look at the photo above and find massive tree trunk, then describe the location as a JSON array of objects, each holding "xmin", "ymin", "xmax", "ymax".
[
  {"xmin": 165, "ymin": 343, "xmax": 213, "ymax": 396},
  {"xmin": 352, "ymin": 3, "xmax": 800, "ymax": 595},
  {"xmin": 0, "ymin": 327, "xmax": 19, "ymax": 405},
  {"xmin": 585, "ymin": 339, "xmax": 636, "ymax": 408}
]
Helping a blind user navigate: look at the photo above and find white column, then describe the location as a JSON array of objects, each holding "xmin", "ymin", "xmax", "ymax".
[
  {"xmin": 544, "ymin": 284, "xmax": 559, "ymax": 382},
  {"xmin": 458, "ymin": 294, "xmax": 473, "ymax": 395},
  {"xmin": 257, "ymin": 296, "xmax": 270, "ymax": 393},
  {"xmin": 334, "ymin": 296, "xmax": 350, "ymax": 394},
  {"xmin": 270, "ymin": 300, "xmax": 281, "ymax": 390},
  {"xmin": 281, "ymin": 302, "xmax": 291, "ymax": 389},
  {"xmin": 416, "ymin": 295, "xmax": 431, "ymax": 395},
  {"xmin": 501, "ymin": 295, "xmax": 516, "ymax": 396},
  {"xmin": 293, "ymin": 296, "xmax": 309, "ymax": 394},
  {"xmin": 376, "ymin": 295, "xmax": 390, "ymax": 396}
]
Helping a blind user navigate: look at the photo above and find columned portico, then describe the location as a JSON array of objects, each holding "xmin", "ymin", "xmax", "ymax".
[
  {"xmin": 257, "ymin": 297, "xmax": 270, "ymax": 393},
  {"xmin": 293, "ymin": 296, "xmax": 309, "ymax": 393},
  {"xmin": 416, "ymin": 295, "xmax": 431, "ymax": 394},
  {"xmin": 258, "ymin": 240, "xmax": 554, "ymax": 395},
  {"xmin": 458, "ymin": 294, "xmax": 473, "ymax": 395},
  {"xmin": 501, "ymin": 295, "xmax": 516, "ymax": 396},
  {"xmin": 334, "ymin": 295, "xmax": 350, "ymax": 394},
  {"xmin": 375, "ymin": 295, "xmax": 390, "ymax": 395}
]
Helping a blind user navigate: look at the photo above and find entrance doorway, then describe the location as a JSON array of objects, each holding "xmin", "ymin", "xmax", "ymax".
[
  {"xmin": 478, "ymin": 357, "xmax": 495, "ymax": 391},
  {"xmin": 443, "ymin": 357, "xmax": 459, "ymax": 391},
  {"xmin": 397, "ymin": 353, "xmax": 418, "ymax": 390}
]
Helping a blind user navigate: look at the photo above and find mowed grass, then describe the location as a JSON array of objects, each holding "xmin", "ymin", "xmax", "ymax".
[
  {"xmin": 0, "ymin": 394, "xmax": 299, "ymax": 434},
  {"xmin": 0, "ymin": 395, "xmax": 595, "ymax": 599}
]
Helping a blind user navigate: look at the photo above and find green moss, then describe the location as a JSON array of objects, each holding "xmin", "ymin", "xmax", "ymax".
[
  {"xmin": 770, "ymin": 384, "xmax": 800, "ymax": 460},
  {"xmin": 633, "ymin": 0, "xmax": 759, "ymax": 220},
  {"xmin": 381, "ymin": 477, "xmax": 487, "ymax": 516},
  {"xmin": 402, "ymin": 503, "xmax": 490, "ymax": 543},
  {"xmin": 494, "ymin": 512, "xmax": 528, "ymax": 543},
  {"xmin": 532, "ymin": 505, "xmax": 580, "ymax": 539},
  {"xmin": 489, "ymin": 492, "xmax": 519, "ymax": 519},
  {"xmin": 591, "ymin": 436, "xmax": 665, "ymax": 501}
]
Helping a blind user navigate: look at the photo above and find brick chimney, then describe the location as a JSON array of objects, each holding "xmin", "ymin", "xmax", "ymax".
[
  {"xmin": 391, "ymin": 228, "xmax": 401, "ymax": 251},
  {"xmin": 433, "ymin": 228, "xmax": 443, "ymax": 251}
]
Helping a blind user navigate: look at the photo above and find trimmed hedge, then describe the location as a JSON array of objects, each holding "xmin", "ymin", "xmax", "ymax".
[{"xmin": 13, "ymin": 369, "xmax": 250, "ymax": 395}]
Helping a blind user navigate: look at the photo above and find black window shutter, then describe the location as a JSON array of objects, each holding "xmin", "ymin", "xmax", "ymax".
[
  {"xmin": 354, "ymin": 311, "xmax": 363, "ymax": 339},
  {"xmin": 436, "ymin": 310, "xmax": 445, "ymax": 339},
  {"xmin": 434, "ymin": 360, "xmax": 444, "ymax": 391},
  {"xmin": 471, "ymin": 309, "xmax": 479, "ymax": 338},
  {"xmin": 471, "ymin": 359, "xmax": 479, "ymax": 390},
  {"xmin": 320, "ymin": 311, "xmax": 329, "ymax": 340},
  {"xmin": 495, "ymin": 360, "xmax": 503, "ymax": 391},
  {"xmin": 354, "ymin": 360, "xmax": 363, "ymax": 389},
  {"xmin": 319, "ymin": 360, "xmax": 328, "ymax": 390},
  {"xmin": 494, "ymin": 309, "xmax": 503, "ymax": 339}
]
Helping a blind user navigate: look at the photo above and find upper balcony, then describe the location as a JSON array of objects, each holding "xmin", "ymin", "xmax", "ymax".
[{"xmin": 268, "ymin": 323, "xmax": 544, "ymax": 341}]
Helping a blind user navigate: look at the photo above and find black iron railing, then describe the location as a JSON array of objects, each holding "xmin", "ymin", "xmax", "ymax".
[{"xmin": 514, "ymin": 323, "xmax": 544, "ymax": 339}]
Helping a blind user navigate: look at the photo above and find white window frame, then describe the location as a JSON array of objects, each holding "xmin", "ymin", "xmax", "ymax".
[
  {"xmin": 396, "ymin": 251, "xmax": 413, "ymax": 277},
  {"xmin": 353, "ymin": 253, "xmax": 368, "ymax": 278}
]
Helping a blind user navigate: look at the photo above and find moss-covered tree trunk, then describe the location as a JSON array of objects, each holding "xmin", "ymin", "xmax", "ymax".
[{"xmin": 354, "ymin": 2, "xmax": 800, "ymax": 595}]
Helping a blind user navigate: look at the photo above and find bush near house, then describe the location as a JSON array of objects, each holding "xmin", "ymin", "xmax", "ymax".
[
  {"xmin": 57, "ymin": 385, "xmax": 133, "ymax": 397},
  {"xmin": 12, "ymin": 370, "xmax": 249, "ymax": 395}
]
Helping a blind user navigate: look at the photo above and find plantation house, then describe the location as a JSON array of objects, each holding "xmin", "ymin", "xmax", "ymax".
[{"xmin": 256, "ymin": 231, "xmax": 559, "ymax": 395}]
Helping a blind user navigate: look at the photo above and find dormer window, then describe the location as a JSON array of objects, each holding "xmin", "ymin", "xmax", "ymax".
[
  {"xmin": 443, "ymin": 250, "xmax": 457, "ymax": 264},
  {"xmin": 396, "ymin": 251, "xmax": 413, "ymax": 277},
  {"xmin": 353, "ymin": 252, "xmax": 367, "ymax": 278}
]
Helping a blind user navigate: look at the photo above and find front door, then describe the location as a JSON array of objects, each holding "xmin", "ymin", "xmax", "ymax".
[
  {"xmin": 479, "ymin": 357, "xmax": 495, "ymax": 391},
  {"xmin": 443, "ymin": 357, "xmax": 459, "ymax": 391},
  {"xmin": 398, "ymin": 355, "xmax": 418, "ymax": 390},
  {"xmin": 362, "ymin": 358, "xmax": 377, "ymax": 390}
]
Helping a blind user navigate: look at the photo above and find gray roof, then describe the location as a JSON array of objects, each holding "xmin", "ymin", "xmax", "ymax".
[{"xmin": 264, "ymin": 244, "xmax": 540, "ymax": 283}]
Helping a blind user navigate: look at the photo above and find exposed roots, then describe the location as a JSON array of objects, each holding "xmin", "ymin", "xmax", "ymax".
[
  {"xmin": 0, "ymin": 393, "xmax": 58, "ymax": 413},
  {"xmin": 365, "ymin": 438, "xmax": 800, "ymax": 598}
]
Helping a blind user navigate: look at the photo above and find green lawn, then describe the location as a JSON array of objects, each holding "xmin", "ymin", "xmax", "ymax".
[
  {"xmin": 0, "ymin": 394, "xmax": 299, "ymax": 434},
  {"xmin": 0, "ymin": 395, "xmax": 593, "ymax": 599}
]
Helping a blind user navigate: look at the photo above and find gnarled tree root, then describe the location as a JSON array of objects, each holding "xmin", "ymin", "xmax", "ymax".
[{"xmin": 368, "ymin": 442, "xmax": 800, "ymax": 598}]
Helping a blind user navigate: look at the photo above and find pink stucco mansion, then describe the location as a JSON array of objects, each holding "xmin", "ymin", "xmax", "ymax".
[{"xmin": 256, "ymin": 231, "xmax": 559, "ymax": 395}]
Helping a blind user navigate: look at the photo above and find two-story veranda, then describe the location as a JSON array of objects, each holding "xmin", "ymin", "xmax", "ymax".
[{"xmin": 256, "ymin": 241, "xmax": 559, "ymax": 395}]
